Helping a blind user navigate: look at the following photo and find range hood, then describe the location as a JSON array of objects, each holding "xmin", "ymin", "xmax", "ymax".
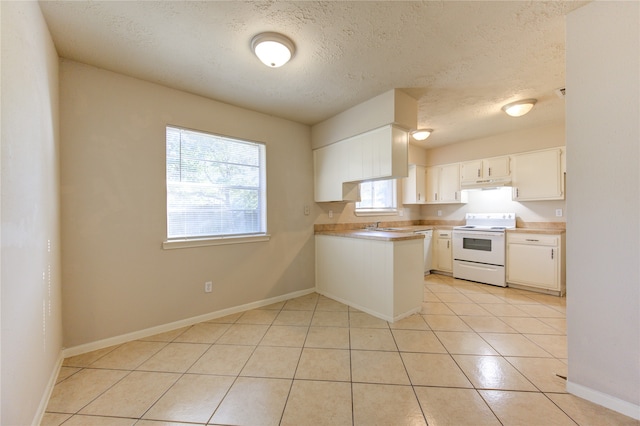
[{"xmin": 461, "ymin": 176, "xmax": 512, "ymax": 190}]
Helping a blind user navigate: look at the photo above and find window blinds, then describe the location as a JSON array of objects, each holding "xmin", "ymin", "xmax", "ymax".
[{"xmin": 166, "ymin": 126, "xmax": 266, "ymax": 239}]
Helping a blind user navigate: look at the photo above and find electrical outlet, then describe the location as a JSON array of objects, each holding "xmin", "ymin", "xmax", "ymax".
[
  {"xmin": 398, "ymin": 209, "xmax": 404, "ymax": 217},
  {"xmin": 204, "ymin": 281, "xmax": 213, "ymax": 293},
  {"xmin": 437, "ymin": 210, "xmax": 442, "ymax": 217},
  {"xmin": 304, "ymin": 204, "xmax": 310, "ymax": 215},
  {"xmin": 328, "ymin": 210, "xmax": 333, "ymax": 219},
  {"xmin": 555, "ymin": 209, "xmax": 563, "ymax": 217}
]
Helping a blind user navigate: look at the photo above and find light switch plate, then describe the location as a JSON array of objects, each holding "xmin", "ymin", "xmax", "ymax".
[{"xmin": 555, "ymin": 209, "xmax": 563, "ymax": 217}]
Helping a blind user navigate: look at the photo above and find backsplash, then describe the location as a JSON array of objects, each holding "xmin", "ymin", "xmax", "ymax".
[
  {"xmin": 315, "ymin": 218, "xmax": 564, "ymax": 232},
  {"xmin": 421, "ymin": 187, "xmax": 567, "ymax": 223}
]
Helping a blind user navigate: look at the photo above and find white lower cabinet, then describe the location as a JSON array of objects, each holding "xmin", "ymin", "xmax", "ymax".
[
  {"xmin": 315, "ymin": 235, "xmax": 423, "ymax": 321},
  {"xmin": 433, "ymin": 230, "xmax": 452, "ymax": 273},
  {"xmin": 506, "ymin": 232, "xmax": 566, "ymax": 295}
]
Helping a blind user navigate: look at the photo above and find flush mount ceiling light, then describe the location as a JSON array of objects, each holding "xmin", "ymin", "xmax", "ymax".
[
  {"xmin": 501, "ymin": 99, "xmax": 537, "ymax": 117},
  {"xmin": 251, "ymin": 32, "xmax": 295, "ymax": 68},
  {"xmin": 411, "ymin": 129, "xmax": 433, "ymax": 141}
]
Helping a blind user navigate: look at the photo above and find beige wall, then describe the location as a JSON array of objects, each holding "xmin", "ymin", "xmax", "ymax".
[
  {"xmin": 424, "ymin": 123, "xmax": 565, "ymax": 166},
  {"xmin": 566, "ymin": 1, "xmax": 639, "ymax": 418},
  {"xmin": 60, "ymin": 61, "xmax": 316, "ymax": 348},
  {"xmin": 1, "ymin": 2, "xmax": 63, "ymax": 425}
]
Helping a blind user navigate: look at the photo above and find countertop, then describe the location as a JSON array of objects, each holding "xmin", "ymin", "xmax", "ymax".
[
  {"xmin": 314, "ymin": 222, "xmax": 565, "ymax": 241},
  {"xmin": 315, "ymin": 228, "xmax": 425, "ymax": 242}
]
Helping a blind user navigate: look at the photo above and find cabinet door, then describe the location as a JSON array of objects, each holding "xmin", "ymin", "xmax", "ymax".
[
  {"xmin": 314, "ymin": 143, "xmax": 358, "ymax": 202},
  {"xmin": 425, "ymin": 166, "xmax": 439, "ymax": 203},
  {"xmin": 314, "ymin": 144, "xmax": 340, "ymax": 202},
  {"xmin": 346, "ymin": 133, "xmax": 364, "ymax": 181},
  {"xmin": 507, "ymin": 243, "xmax": 558, "ymax": 290},
  {"xmin": 512, "ymin": 149, "xmax": 564, "ymax": 201},
  {"xmin": 460, "ymin": 160, "xmax": 482, "ymax": 183},
  {"xmin": 402, "ymin": 164, "xmax": 426, "ymax": 204},
  {"xmin": 435, "ymin": 237, "xmax": 452, "ymax": 272},
  {"xmin": 484, "ymin": 156, "xmax": 510, "ymax": 179},
  {"xmin": 439, "ymin": 164, "xmax": 461, "ymax": 202}
]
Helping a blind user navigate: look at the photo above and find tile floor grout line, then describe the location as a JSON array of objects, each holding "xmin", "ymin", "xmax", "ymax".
[
  {"xmin": 45, "ymin": 276, "xmax": 637, "ymax": 426},
  {"xmin": 278, "ymin": 297, "xmax": 317, "ymax": 426},
  {"xmin": 135, "ymin": 326, "xmax": 219, "ymax": 424},
  {"xmin": 204, "ymin": 305, "xmax": 277, "ymax": 426}
]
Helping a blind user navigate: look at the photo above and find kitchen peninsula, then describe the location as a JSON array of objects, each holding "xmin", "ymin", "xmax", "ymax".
[{"xmin": 315, "ymin": 227, "xmax": 424, "ymax": 322}]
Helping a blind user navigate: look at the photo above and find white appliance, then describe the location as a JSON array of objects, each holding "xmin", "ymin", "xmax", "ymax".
[
  {"xmin": 415, "ymin": 229, "xmax": 433, "ymax": 274},
  {"xmin": 452, "ymin": 213, "xmax": 515, "ymax": 287}
]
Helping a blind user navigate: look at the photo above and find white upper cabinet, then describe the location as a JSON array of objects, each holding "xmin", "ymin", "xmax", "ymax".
[
  {"xmin": 313, "ymin": 142, "xmax": 359, "ymax": 202},
  {"xmin": 460, "ymin": 160, "xmax": 483, "ymax": 183},
  {"xmin": 460, "ymin": 156, "xmax": 511, "ymax": 188},
  {"xmin": 425, "ymin": 166, "xmax": 439, "ymax": 203},
  {"xmin": 402, "ymin": 164, "xmax": 427, "ymax": 204},
  {"xmin": 314, "ymin": 124, "xmax": 408, "ymax": 202},
  {"xmin": 511, "ymin": 148, "xmax": 564, "ymax": 201},
  {"xmin": 439, "ymin": 163, "xmax": 463, "ymax": 203},
  {"xmin": 425, "ymin": 163, "xmax": 467, "ymax": 204}
]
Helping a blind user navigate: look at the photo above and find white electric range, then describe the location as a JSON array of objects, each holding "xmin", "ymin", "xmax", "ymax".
[{"xmin": 452, "ymin": 213, "xmax": 516, "ymax": 287}]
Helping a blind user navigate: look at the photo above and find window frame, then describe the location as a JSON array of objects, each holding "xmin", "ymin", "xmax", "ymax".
[
  {"xmin": 354, "ymin": 178, "xmax": 400, "ymax": 216},
  {"xmin": 163, "ymin": 125, "xmax": 270, "ymax": 249}
]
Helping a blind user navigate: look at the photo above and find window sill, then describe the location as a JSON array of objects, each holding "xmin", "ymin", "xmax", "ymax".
[
  {"xmin": 163, "ymin": 234, "xmax": 271, "ymax": 250},
  {"xmin": 354, "ymin": 210, "xmax": 399, "ymax": 217}
]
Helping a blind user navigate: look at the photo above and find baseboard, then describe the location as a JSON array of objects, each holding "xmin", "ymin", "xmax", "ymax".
[
  {"xmin": 33, "ymin": 352, "xmax": 64, "ymax": 426},
  {"xmin": 63, "ymin": 287, "xmax": 315, "ymax": 358},
  {"xmin": 316, "ymin": 289, "xmax": 421, "ymax": 323},
  {"xmin": 567, "ymin": 380, "xmax": 640, "ymax": 420}
]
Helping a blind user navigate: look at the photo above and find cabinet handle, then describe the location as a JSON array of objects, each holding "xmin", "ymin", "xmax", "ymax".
[
  {"xmin": 418, "ymin": 193, "xmax": 421, "ymax": 201},
  {"xmin": 516, "ymin": 188, "xmax": 519, "ymax": 198},
  {"xmin": 435, "ymin": 193, "xmax": 438, "ymax": 201},
  {"xmin": 488, "ymin": 167, "xmax": 492, "ymax": 176},
  {"xmin": 447, "ymin": 240, "xmax": 450, "ymax": 249},
  {"xmin": 477, "ymin": 169, "xmax": 480, "ymax": 178},
  {"xmin": 525, "ymin": 239, "xmax": 539, "ymax": 242},
  {"xmin": 455, "ymin": 191, "xmax": 458, "ymax": 200},
  {"xmin": 551, "ymin": 249, "xmax": 554, "ymax": 259}
]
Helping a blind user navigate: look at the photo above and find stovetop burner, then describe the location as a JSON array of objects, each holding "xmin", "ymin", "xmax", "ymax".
[{"xmin": 454, "ymin": 213, "xmax": 516, "ymax": 232}]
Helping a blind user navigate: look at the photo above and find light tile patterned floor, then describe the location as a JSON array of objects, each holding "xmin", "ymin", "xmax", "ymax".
[{"xmin": 42, "ymin": 274, "xmax": 638, "ymax": 426}]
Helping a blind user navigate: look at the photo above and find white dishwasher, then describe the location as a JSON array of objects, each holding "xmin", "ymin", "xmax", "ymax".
[{"xmin": 414, "ymin": 230, "xmax": 433, "ymax": 275}]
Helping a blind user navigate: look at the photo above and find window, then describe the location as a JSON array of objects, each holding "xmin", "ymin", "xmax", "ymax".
[
  {"xmin": 355, "ymin": 179, "xmax": 398, "ymax": 215},
  {"xmin": 166, "ymin": 126, "xmax": 266, "ymax": 240}
]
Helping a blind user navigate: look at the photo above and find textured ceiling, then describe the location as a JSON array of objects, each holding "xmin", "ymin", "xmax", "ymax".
[{"xmin": 38, "ymin": 1, "xmax": 589, "ymax": 147}]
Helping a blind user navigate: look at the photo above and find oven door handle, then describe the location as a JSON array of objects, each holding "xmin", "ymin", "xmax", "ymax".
[{"xmin": 453, "ymin": 232, "xmax": 504, "ymax": 239}]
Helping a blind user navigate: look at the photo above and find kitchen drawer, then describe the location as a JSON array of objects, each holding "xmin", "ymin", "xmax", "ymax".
[
  {"xmin": 508, "ymin": 233, "xmax": 558, "ymax": 246},
  {"xmin": 436, "ymin": 230, "xmax": 452, "ymax": 238}
]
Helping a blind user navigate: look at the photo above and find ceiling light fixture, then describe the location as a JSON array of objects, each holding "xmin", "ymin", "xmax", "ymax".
[
  {"xmin": 501, "ymin": 99, "xmax": 537, "ymax": 117},
  {"xmin": 411, "ymin": 129, "xmax": 433, "ymax": 141},
  {"xmin": 251, "ymin": 32, "xmax": 295, "ymax": 68}
]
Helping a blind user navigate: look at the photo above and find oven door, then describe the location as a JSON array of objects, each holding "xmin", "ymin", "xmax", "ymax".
[{"xmin": 452, "ymin": 230, "xmax": 505, "ymax": 266}]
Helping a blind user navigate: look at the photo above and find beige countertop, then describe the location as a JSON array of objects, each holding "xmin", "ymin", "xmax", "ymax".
[
  {"xmin": 315, "ymin": 229, "xmax": 424, "ymax": 242},
  {"xmin": 314, "ymin": 221, "xmax": 565, "ymax": 241}
]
